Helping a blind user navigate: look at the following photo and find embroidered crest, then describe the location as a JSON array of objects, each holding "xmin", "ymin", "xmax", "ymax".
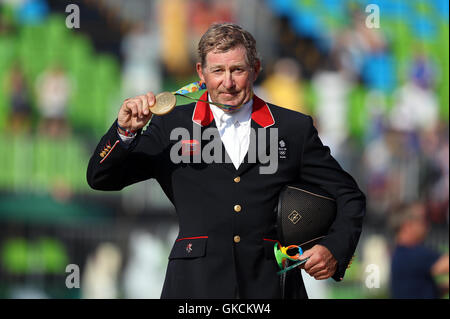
[{"xmin": 186, "ymin": 243, "xmax": 193, "ymax": 253}]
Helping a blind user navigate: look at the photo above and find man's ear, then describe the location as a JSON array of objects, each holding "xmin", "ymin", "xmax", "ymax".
[
  {"xmin": 253, "ymin": 59, "xmax": 261, "ymax": 82},
  {"xmin": 196, "ymin": 63, "xmax": 205, "ymax": 82}
]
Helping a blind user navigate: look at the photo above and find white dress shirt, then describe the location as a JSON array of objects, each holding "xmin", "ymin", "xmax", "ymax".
[
  {"xmin": 209, "ymin": 96, "xmax": 252, "ymax": 169},
  {"xmin": 119, "ymin": 95, "xmax": 253, "ymax": 169}
]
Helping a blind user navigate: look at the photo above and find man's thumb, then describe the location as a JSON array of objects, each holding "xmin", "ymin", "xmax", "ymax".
[{"xmin": 299, "ymin": 248, "xmax": 313, "ymax": 260}]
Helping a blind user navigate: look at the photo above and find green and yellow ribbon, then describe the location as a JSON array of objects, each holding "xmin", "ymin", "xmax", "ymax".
[{"xmin": 173, "ymin": 81, "xmax": 246, "ymax": 111}]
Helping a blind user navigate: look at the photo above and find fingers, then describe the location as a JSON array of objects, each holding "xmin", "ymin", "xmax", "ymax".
[
  {"xmin": 125, "ymin": 99, "xmax": 139, "ymax": 118},
  {"xmin": 123, "ymin": 93, "xmax": 155, "ymax": 117},
  {"xmin": 311, "ymin": 270, "xmax": 331, "ymax": 280},
  {"xmin": 299, "ymin": 249, "xmax": 313, "ymax": 261},
  {"xmin": 303, "ymin": 260, "xmax": 333, "ymax": 280},
  {"xmin": 300, "ymin": 245, "xmax": 337, "ymax": 280},
  {"xmin": 119, "ymin": 92, "xmax": 155, "ymax": 130},
  {"xmin": 303, "ymin": 253, "xmax": 322, "ymax": 273},
  {"xmin": 139, "ymin": 92, "xmax": 156, "ymax": 116},
  {"xmin": 146, "ymin": 92, "xmax": 156, "ymax": 109},
  {"xmin": 129, "ymin": 96, "xmax": 145, "ymax": 118},
  {"xmin": 297, "ymin": 250, "xmax": 312, "ymax": 270},
  {"xmin": 305, "ymin": 261, "xmax": 329, "ymax": 278},
  {"xmin": 139, "ymin": 95, "xmax": 148, "ymax": 117}
]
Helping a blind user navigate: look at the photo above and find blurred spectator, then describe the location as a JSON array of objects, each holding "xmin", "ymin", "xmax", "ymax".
[
  {"xmin": 311, "ymin": 57, "xmax": 353, "ymax": 160},
  {"xmin": 261, "ymin": 57, "xmax": 305, "ymax": 113},
  {"xmin": 364, "ymin": 89, "xmax": 389, "ymax": 143},
  {"xmin": 189, "ymin": 0, "xmax": 234, "ymax": 36},
  {"xmin": 418, "ymin": 123, "xmax": 449, "ymax": 224},
  {"xmin": 159, "ymin": 0, "xmax": 191, "ymax": 76},
  {"xmin": 389, "ymin": 202, "xmax": 449, "ymax": 299},
  {"xmin": 82, "ymin": 242, "xmax": 122, "ymax": 299},
  {"xmin": 5, "ymin": 63, "xmax": 32, "ymax": 134},
  {"xmin": 35, "ymin": 64, "xmax": 71, "ymax": 137},
  {"xmin": 363, "ymin": 128, "xmax": 422, "ymax": 224},
  {"xmin": 121, "ymin": 22, "xmax": 162, "ymax": 98},
  {"xmin": 122, "ymin": 231, "xmax": 167, "ymax": 298},
  {"xmin": 333, "ymin": 7, "xmax": 386, "ymax": 82},
  {"xmin": 389, "ymin": 52, "xmax": 439, "ymax": 133},
  {"xmin": 360, "ymin": 234, "xmax": 390, "ymax": 297},
  {"xmin": 188, "ymin": 0, "xmax": 235, "ymax": 59}
]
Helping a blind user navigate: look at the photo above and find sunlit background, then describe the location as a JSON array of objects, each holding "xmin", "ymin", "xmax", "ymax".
[{"xmin": 0, "ymin": 0, "xmax": 448, "ymax": 299}]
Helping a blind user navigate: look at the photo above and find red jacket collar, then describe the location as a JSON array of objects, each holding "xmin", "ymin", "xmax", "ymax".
[{"xmin": 192, "ymin": 91, "xmax": 275, "ymax": 128}]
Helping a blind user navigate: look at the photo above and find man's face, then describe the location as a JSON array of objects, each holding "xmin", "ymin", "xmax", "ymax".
[{"xmin": 196, "ymin": 45, "xmax": 260, "ymax": 112}]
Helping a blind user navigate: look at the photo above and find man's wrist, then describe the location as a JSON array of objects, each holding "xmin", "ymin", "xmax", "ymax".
[{"xmin": 117, "ymin": 121, "xmax": 137, "ymax": 137}]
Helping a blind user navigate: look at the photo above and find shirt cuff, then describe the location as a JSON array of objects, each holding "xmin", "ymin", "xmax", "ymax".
[{"xmin": 117, "ymin": 131, "xmax": 136, "ymax": 144}]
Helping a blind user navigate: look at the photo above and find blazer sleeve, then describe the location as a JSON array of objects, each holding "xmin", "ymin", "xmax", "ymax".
[
  {"xmin": 299, "ymin": 115, "xmax": 366, "ymax": 281},
  {"xmin": 86, "ymin": 115, "xmax": 168, "ymax": 191}
]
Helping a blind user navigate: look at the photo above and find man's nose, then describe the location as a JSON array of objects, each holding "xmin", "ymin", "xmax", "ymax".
[{"xmin": 222, "ymin": 71, "xmax": 235, "ymax": 89}]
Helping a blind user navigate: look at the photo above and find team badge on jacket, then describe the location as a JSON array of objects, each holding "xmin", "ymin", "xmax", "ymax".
[
  {"xmin": 181, "ymin": 140, "xmax": 200, "ymax": 156},
  {"xmin": 186, "ymin": 243, "xmax": 193, "ymax": 253},
  {"xmin": 278, "ymin": 138, "xmax": 288, "ymax": 159}
]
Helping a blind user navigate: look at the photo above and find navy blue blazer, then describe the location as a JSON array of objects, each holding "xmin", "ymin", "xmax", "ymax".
[{"xmin": 87, "ymin": 92, "xmax": 366, "ymax": 299}]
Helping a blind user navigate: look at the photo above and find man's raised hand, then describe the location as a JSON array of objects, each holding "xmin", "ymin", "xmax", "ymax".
[{"xmin": 117, "ymin": 92, "xmax": 155, "ymax": 132}]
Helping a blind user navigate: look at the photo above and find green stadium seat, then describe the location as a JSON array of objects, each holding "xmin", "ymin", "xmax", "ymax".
[
  {"xmin": 1, "ymin": 238, "xmax": 29, "ymax": 274},
  {"xmin": 0, "ymin": 135, "xmax": 11, "ymax": 188},
  {"xmin": 35, "ymin": 237, "xmax": 69, "ymax": 274},
  {"xmin": 33, "ymin": 136, "xmax": 53, "ymax": 191},
  {"xmin": 0, "ymin": 37, "xmax": 16, "ymax": 71},
  {"xmin": 347, "ymin": 86, "xmax": 368, "ymax": 141},
  {"xmin": 0, "ymin": 71, "xmax": 10, "ymax": 131}
]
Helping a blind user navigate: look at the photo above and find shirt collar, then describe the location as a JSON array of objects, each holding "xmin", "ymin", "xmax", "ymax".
[{"xmin": 192, "ymin": 91, "xmax": 275, "ymax": 128}]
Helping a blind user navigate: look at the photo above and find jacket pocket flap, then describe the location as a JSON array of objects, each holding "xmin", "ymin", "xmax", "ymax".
[{"xmin": 169, "ymin": 236, "xmax": 208, "ymax": 259}]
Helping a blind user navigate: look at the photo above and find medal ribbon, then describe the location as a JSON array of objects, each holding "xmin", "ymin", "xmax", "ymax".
[
  {"xmin": 173, "ymin": 81, "xmax": 246, "ymax": 111},
  {"xmin": 273, "ymin": 241, "xmax": 310, "ymax": 275}
]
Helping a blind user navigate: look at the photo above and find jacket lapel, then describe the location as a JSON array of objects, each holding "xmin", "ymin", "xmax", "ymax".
[
  {"xmin": 237, "ymin": 95, "xmax": 276, "ymax": 176},
  {"xmin": 191, "ymin": 92, "xmax": 276, "ymax": 175}
]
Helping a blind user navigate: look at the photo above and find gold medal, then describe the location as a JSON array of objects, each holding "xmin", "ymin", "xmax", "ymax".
[{"xmin": 150, "ymin": 92, "xmax": 177, "ymax": 115}]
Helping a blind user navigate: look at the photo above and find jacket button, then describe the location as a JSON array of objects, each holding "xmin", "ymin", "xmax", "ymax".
[
  {"xmin": 234, "ymin": 176, "xmax": 240, "ymax": 183},
  {"xmin": 234, "ymin": 235, "xmax": 241, "ymax": 243},
  {"xmin": 100, "ymin": 152, "xmax": 106, "ymax": 157},
  {"xmin": 234, "ymin": 205, "xmax": 241, "ymax": 212}
]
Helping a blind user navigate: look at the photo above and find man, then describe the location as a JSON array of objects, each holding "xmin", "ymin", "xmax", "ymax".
[
  {"xmin": 390, "ymin": 202, "xmax": 449, "ymax": 298},
  {"xmin": 87, "ymin": 23, "xmax": 365, "ymax": 298}
]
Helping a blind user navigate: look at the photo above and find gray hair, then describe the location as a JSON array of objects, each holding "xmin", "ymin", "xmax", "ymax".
[{"xmin": 197, "ymin": 23, "xmax": 260, "ymax": 69}]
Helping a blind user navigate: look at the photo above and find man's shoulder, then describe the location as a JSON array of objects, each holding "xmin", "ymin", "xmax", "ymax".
[{"xmin": 266, "ymin": 102, "xmax": 312, "ymax": 126}]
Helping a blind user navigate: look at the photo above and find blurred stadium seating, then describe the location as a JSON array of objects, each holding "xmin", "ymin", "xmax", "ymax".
[
  {"xmin": 267, "ymin": 0, "xmax": 449, "ymax": 127},
  {"xmin": 0, "ymin": 0, "xmax": 448, "ymax": 299}
]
